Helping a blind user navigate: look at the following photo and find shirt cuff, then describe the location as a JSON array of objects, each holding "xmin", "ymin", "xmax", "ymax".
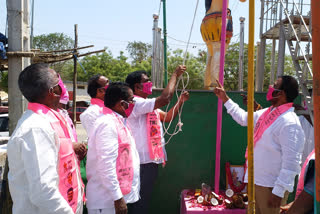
[
  {"xmin": 112, "ymin": 188, "xmax": 123, "ymax": 201},
  {"xmin": 224, "ymin": 99, "xmax": 234, "ymax": 109},
  {"xmin": 272, "ymin": 185, "xmax": 286, "ymax": 198}
]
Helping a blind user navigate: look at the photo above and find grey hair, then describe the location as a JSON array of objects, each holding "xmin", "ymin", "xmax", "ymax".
[{"xmin": 18, "ymin": 63, "xmax": 57, "ymax": 103}]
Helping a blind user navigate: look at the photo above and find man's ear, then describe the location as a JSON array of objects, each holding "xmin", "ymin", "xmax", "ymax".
[
  {"xmin": 96, "ymin": 88, "xmax": 104, "ymax": 95},
  {"xmin": 134, "ymin": 83, "xmax": 142, "ymax": 92}
]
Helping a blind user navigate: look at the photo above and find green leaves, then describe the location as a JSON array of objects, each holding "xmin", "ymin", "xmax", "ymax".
[
  {"xmin": 32, "ymin": 33, "xmax": 74, "ymax": 51},
  {"xmin": 18, "ymin": 33, "xmax": 298, "ymax": 92}
]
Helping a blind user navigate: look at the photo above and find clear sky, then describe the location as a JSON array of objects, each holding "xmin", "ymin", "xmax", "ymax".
[{"xmin": 0, "ymin": 0, "xmax": 261, "ymax": 57}]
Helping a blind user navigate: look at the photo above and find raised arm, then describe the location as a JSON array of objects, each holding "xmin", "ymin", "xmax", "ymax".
[
  {"xmin": 159, "ymin": 91, "xmax": 190, "ymax": 122},
  {"xmin": 214, "ymin": 80, "xmax": 264, "ymax": 126},
  {"xmin": 154, "ymin": 65, "xmax": 186, "ymax": 110}
]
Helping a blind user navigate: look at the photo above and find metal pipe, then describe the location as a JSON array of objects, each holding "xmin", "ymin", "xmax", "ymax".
[
  {"xmin": 30, "ymin": 0, "xmax": 34, "ymax": 48},
  {"xmin": 238, "ymin": 17, "xmax": 245, "ymax": 91},
  {"xmin": 255, "ymin": 42, "xmax": 260, "ymax": 91},
  {"xmin": 277, "ymin": 2, "xmax": 285, "ymax": 77},
  {"xmin": 152, "ymin": 14, "xmax": 159, "ymax": 87},
  {"xmin": 270, "ymin": 39, "xmax": 276, "ymax": 85},
  {"xmin": 162, "ymin": 0, "xmax": 168, "ymax": 86},
  {"xmin": 156, "ymin": 28, "xmax": 162, "ymax": 88}
]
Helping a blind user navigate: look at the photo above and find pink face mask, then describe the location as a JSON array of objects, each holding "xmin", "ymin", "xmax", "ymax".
[
  {"xmin": 266, "ymin": 85, "xmax": 281, "ymax": 101},
  {"xmin": 123, "ymin": 101, "xmax": 135, "ymax": 118},
  {"xmin": 58, "ymin": 75, "xmax": 69, "ymax": 104},
  {"xmin": 142, "ymin": 82, "xmax": 153, "ymax": 95}
]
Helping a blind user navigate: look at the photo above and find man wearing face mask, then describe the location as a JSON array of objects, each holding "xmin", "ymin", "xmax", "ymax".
[
  {"xmin": 7, "ymin": 63, "xmax": 84, "ymax": 214},
  {"xmin": 125, "ymin": 65, "xmax": 189, "ymax": 214},
  {"xmin": 214, "ymin": 76, "xmax": 305, "ymax": 214},
  {"xmin": 86, "ymin": 82, "xmax": 140, "ymax": 214},
  {"xmin": 80, "ymin": 74, "xmax": 109, "ymax": 137},
  {"xmin": 58, "ymin": 75, "xmax": 87, "ymax": 161}
]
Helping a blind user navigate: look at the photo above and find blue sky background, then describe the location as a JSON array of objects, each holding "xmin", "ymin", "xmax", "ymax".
[{"xmin": 0, "ymin": 0, "xmax": 261, "ymax": 57}]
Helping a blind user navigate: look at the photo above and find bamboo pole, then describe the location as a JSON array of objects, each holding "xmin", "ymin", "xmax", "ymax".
[
  {"xmin": 6, "ymin": 51, "xmax": 35, "ymax": 57},
  {"xmin": 72, "ymin": 24, "xmax": 78, "ymax": 126},
  {"xmin": 312, "ymin": 0, "xmax": 320, "ymax": 211},
  {"xmin": 32, "ymin": 49, "xmax": 106, "ymax": 64},
  {"xmin": 247, "ymin": 0, "xmax": 255, "ymax": 213},
  {"xmin": 40, "ymin": 45, "xmax": 94, "ymax": 53}
]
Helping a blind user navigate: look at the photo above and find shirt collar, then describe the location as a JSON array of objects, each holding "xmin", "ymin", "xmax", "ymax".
[{"xmin": 114, "ymin": 111, "xmax": 127, "ymax": 126}]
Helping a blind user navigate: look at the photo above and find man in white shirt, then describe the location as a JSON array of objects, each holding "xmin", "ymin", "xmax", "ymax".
[
  {"xmin": 214, "ymin": 76, "xmax": 305, "ymax": 214},
  {"xmin": 242, "ymin": 90, "xmax": 314, "ymax": 166},
  {"xmin": 58, "ymin": 75, "xmax": 87, "ymax": 161},
  {"xmin": 7, "ymin": 63, "xmax": 83, "ymax": 214},
  {"xmin": 80, "ymin": 74, "xmax": 109, "ymax": 137},
  {"xmin": 125, "ymin": 65, "xmax": 188, "ymax": 214},
  {"xmin": 86, "ymin": 82, "xmax": 140, "ymax": 214}
]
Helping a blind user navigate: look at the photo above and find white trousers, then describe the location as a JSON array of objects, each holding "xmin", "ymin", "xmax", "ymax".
[{"xmin": 88, "ymin": 208, "xmax": 115, "ymax": 214}]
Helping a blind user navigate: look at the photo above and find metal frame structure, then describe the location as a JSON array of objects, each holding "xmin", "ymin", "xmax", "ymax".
[{"xmin": 258, "ymin": 0, "xmax": 313, "ymax": 123}]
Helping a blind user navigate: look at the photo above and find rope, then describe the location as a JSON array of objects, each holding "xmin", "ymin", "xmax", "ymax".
[
  {"xmin": 167, "ymin": 35, "xmax": 206, "ymax": 46},
  {"xmin": 73, "ymin": 54, "xmax": 87, "ymax": 74},
  {"xmin": 158, "ymin": 0, "xmax": 162, "ymax": 18},
  {"xmin": 162, "ymin": 0, "xmax": 199, "ymax": 145}
]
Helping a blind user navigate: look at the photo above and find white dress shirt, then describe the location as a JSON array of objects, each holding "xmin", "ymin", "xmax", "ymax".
[
  {"xmin": 59, "ymin": 108, "xmax": 77, "ymax": 143},
  {"xmin": 7, "ymin": 110, "xmax": 82, "ymax": 214},
  {"xmin": 80, "ymin": 102, "xmax": 103, "ymax": 137},
  {"xmin": 86, "ymin": 112, "xmax": 140, "ymax": 209},
  {"xmin": 224, "ymin": 99, "xmax": 305, "ymax": 198},
  {"xmin": 299, "ymin": 115, "xmax": 314, "ymax": 165},
  {"xmin": 127, "ymin": 96, "xmax": 167, "ymax": 164}
]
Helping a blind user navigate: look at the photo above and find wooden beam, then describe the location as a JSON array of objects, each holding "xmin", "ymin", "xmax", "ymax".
[{"xmin": 40, "ymin": 45, "xmax": 94, "ymax": 53}]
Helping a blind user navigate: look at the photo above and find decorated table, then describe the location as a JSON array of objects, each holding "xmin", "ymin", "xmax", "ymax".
[{"xmin": 180, "ymin": 190, "xmax": 247, "ymax": 214}]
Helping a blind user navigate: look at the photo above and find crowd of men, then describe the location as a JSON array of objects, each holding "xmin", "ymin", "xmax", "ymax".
[{"xmin": 7, "ymin": 63, "xmax": 315, "ymax": 214}]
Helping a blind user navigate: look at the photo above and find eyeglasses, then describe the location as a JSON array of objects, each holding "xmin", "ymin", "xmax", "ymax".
[
  {"xmin": 49, "ymin": 82, "xmax": 60, "ymax": 91},
  {"xmin": 123, "ymin": 100, "xmax": 136, "ymax": 105}
]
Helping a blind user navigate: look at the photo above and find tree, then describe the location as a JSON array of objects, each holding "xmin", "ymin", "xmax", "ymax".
[
  {"xmin": 61, "ymin": 49, "xmax": 134, "ymax": 82},
  {"xmin": 126, "ymin": 41, "xmax": 152, "ymax": 64},
  {"xmin": 33, "ymin": 33, "xmax": 75, "ymax": 74},
  {"xmin": 0, "ymin": 71, "xmax": 8, "ymax": 92},
  {"xmin": 57, "ymin": 40, "xmax": 298, "ymax": 92},
  {"xmin": 33, "ymin": 33, "xmax": 74, "ymax": 51},
  {"xmin": 198, "ymin": 42, "xmax": 297, "ymax": 91},
  {"xmin": 167, "ymin": 49, "xmax": 205, "ymax": 90}
]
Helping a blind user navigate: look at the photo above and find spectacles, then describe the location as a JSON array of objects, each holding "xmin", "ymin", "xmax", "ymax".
[
  {"xmin": 49, "ymin": 82, "xmax": 60, "ymax": 91},
  {"xmin": 123, "ymin": 100, "xmax": 136, "ymax": 105}
]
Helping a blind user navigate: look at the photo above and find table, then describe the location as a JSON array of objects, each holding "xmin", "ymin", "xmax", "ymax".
[{"xmin": 180, "ymin": 189, "xmax": 246, "ymax": 214}]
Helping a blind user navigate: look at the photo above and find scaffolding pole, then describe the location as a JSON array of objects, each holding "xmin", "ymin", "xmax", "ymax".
[
  {"xmin": 270, "ymin": 39, "xmax": 276, "ymax": 85},
  {"xmin": 238, "ymin": 17, "xmax": 245, "ymax": 91},
  {"xmin": 152, "ymin": 14, "xmax": 159, "ymax": 87},
  {"xmin": 277, "ymin": 3, "xmax": 286, "ymax": 77}
]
